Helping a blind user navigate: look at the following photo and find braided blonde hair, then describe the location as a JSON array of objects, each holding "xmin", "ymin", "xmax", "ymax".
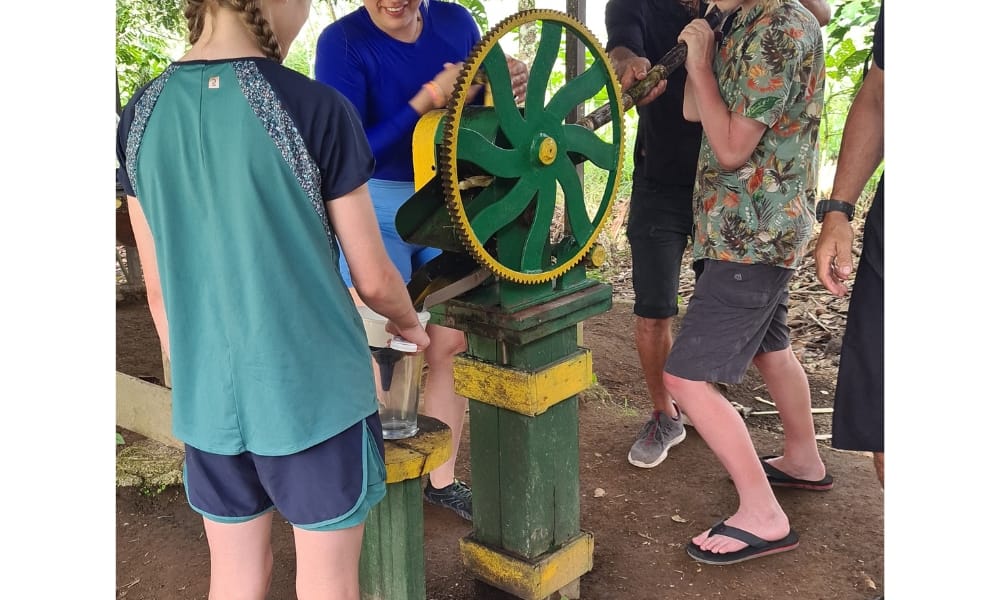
[{"xmin": 185, "ymin": 0, "xmax": 283, "ymax": 62}]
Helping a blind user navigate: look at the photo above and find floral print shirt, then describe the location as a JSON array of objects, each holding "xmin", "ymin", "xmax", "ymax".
[{"xmin": 692, "ymin": 0, "xmax": 825, "ymax": 268}]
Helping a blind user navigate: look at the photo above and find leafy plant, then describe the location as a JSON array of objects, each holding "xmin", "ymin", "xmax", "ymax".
[
  {"xmin": 818, "ymin": 0, "xmax": 881, "ymax": 188},
  {"xmin": 457, "ymin": 0, "xmax": 489, "ymax": 31},
  {"xmin": 116, "ymin": 0, "xmax": 186, "ymax": 109},
  {"xmin": 140, "ymin": 483, "xmax": 170, "ymax": 497}
]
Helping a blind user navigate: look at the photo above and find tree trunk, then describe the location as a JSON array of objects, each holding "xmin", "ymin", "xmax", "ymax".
[{"xmin": 517, "ymin": 0, "xmax": 537, "ymax": 66}]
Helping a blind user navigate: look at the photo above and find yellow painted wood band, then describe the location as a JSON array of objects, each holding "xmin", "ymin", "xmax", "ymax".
[
  {"xmin": 383, "ymin": 415, "xmax": 452, "ymax": 484},
  {"xmin": 459, "ymin": 532, "xmax": 594, "ymax": 600},
  {"xmin": 453, "ymin": 350, "xmax": 592, "ymax": 416}
]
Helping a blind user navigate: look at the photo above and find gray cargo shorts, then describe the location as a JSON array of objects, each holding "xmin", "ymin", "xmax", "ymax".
[{"xmin": 664, "ymin": 259, "xmax": 794, "ymax": 384}]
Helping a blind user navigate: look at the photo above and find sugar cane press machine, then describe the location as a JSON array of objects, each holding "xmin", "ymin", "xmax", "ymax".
[{"xmin": 389, "ymin": 8, "xmax": 720, "ymax": 599}]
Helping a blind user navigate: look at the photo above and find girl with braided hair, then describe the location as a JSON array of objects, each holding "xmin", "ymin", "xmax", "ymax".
[{"xmin": 116, "ymin": 1, "xmax": 429, "ymax": 597}]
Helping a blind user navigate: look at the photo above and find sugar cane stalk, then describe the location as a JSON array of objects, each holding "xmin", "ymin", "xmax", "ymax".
[{"xmin": 577, "ymin": 5, "xmax": 728, "ymax": 131}]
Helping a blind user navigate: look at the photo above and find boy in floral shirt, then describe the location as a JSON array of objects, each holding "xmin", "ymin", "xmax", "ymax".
[{"xmin": 663, "ymin": 0, "xmax": 827, "ymax": 565}]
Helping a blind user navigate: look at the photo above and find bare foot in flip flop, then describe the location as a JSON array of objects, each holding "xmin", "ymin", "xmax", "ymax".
[
  {"xmin": 687, "ymin": 512, "xmax": 798, "ymax": 565},
  {"xmin": 761, "ymin": 455, "xmax": 832, "ymax": 491}
]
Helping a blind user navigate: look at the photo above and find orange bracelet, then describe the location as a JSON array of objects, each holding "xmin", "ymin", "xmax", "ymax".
[{"xmin": 423, "ymin": 81, "xmax": 445, "ymax": 108}]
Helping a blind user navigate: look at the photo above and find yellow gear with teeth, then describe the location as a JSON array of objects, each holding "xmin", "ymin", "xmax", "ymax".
[{"xmin": 437, "ymin": 9, "xmax": 625, "ymax": 285}]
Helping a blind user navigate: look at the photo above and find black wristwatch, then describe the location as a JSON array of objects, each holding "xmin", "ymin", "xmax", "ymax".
[{"xmin": 815, "ymin": 199, "xmax": 855, "ymax": 223}]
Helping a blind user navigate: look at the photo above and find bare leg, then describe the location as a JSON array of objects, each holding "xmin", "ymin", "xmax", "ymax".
[
  {"xmin": 873, "ymin": 452, "xmax": 884, "ymax": 487},
  {"xmin": 664, "ymin": 373, "xmax": 789, "ymax": 554},
  {"xmin": 752, "ymin": 348, "xmax": 826, "ymax": 482},
  {"xmin": 203, "ymin": 512, "xmax": 274, "ymax": 600},
  {"xmin": 635, "ymin": 316, "xmax": 679, "ymax": 418},
  {"xmin": 346, "ymin": 289, "xmax": 468, "ymax": 487},
  {"xmin": 423, "ymin": 324, "xmax": 469, "ymax": 488},
  {"xmin": 293, "ymin": 523, "xmax": 366, "ymax": 600}
]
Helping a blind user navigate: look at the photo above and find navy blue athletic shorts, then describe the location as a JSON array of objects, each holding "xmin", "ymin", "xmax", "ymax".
[
  {"xmin": 182, "ymin": 412, "xmax": 387, "ymax": 531},
  {"xmin": 625, "ymin": 177, "xmax": 694, "ymax": 319},
  {"xmin": 665, "ymin": 259, "xmax": 793, "ymax": 384}
]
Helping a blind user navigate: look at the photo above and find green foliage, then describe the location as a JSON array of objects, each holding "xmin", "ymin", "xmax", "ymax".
[
  {"xmin": 116, "ymin": 433, "xmax": 126, "ymax": 445},
  {"xmin": 140, "ymin": 483, "xmax": 170, "ymax": 497},
  {"xmin": 818, "ymin": 0, "xmax": 881, "ymax": 173},
  {"xmin": 456, "ymin": 0, "xmax": 489, "ymax": 31},
  {"xmin": 116, "ymin": 0, "xmax": 186, "ymax": 108},
  {"xmin": 283, "ymin": 38, "xmax": 314, "ymax": 77}
]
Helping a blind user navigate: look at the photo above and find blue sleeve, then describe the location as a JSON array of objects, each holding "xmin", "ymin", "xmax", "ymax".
[
  {"xmin": 116, "ymin": 81, "xmax": 156, "ymax": 197},
  {"xmin": 258, "ymin": 61, "xmax": 375, "ymax": 201},
  {"xmin": 318, "ymin": 96, "xmax": 376, "ymax": 201},
  {"xmin": 454, "ymin": 3, "xmax": 481, "ymax": 51},
  {"xmin": 314, "ymin": 23, "xmax": 422, "ymax": 163}
]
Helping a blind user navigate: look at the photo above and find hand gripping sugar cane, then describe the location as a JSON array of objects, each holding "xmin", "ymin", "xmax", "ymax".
[{"xmin": 577, "ymin": 4, "xmax": 728, "ymax": 131}]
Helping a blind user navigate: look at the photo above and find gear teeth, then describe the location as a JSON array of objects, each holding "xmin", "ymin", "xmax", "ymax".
[{"xmin": 437, "ymin": 9, "xmax": 624, "ymax": 285}]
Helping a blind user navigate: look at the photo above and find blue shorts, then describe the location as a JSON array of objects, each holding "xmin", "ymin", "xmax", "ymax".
[
  {"xmin": 182, "ymin": 412, "xmax": 387, "ymax": 531},
  {"xmin": 665, "ymin": 259, "xmax": 793, "ymax": 385},
  {"xmin": 338, "ymin": 178, "xmax": 440, "ymax": 286}
]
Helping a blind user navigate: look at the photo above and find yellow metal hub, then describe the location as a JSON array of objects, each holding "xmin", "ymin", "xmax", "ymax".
[{"xmin": 535, "ymin": 136, "xmax": 557, "ymax": 166}]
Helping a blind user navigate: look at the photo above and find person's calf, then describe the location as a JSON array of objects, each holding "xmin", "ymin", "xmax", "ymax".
[{"xmin": 873, "ymin": 452, "xmax": 884, "ymax": 487}]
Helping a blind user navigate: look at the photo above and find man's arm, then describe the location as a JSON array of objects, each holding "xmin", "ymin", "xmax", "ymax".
[
  {"xmin": 605, "ymin": 0, "xmax": 667, "ymax": 106},
  {"xmin": 829, "ymin": 64, "xmax": 884, "ymax": 205},
  {"xmin": 814, "ymin": 63, "xmax": 884, "ymax": 296},
  {"xmin": 680, "ymin": 18, "xmax": 766, "ymax": 169},
  {"xmin": 608, "ymin": 46, "xmax": 668, "ymax": 107}
]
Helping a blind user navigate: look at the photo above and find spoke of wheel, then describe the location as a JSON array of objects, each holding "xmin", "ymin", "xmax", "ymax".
[
  {"xmin": 524, "ymin": 20, "xmax": 562, "ymax": 119},
  {"xmin": 463, "ymin": 181, "xmax": 508, "ymax": 223},
  {"xmin": 562, "ymin": 123, "xmax": 617, "ymax": 171},
  {"xmin": 482, "ymin": 46, "xmax": 527, "ymax": 145},
  {"xmin": 546, "ymin": 63, "xmax": 608, "ymax": 123},
  {"xmin": 554, "ymin": 155, "xmax": 593, "ymax": 246},
  {"xmin": 521, "ymin": 176, "xmax": 556, "ymax": 272},
  {"xmin": 456, "ymin": 127, "xmax": 525, "ymax": 178},
  {"xmin": 468, "ymin": 177, "xmax": 537, "ymax": 242}
]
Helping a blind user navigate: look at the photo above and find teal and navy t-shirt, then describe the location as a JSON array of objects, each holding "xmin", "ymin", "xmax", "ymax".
[{"xmin": 116, "ymin": 57, "xmax": 378, "ymax": 456}]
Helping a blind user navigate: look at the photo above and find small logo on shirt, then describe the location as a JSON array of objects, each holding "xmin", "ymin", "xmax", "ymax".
[{"xmin": 208, "ymin": 76, "xmax": 220, "ymax": 89}]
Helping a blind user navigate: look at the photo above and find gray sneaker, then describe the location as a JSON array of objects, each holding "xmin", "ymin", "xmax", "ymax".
[{"xmin": 627, "ymin": 406, "xmax": 687, "ymax": 468}]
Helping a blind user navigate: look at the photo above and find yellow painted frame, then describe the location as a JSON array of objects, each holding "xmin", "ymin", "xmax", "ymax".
[
  {"xmin": 459, "ymin": 532, "xmax": 594, "ymax": 600},
  {"xmin": 453, "ymin": 349, "xmax": 592, "ymax": 416}
]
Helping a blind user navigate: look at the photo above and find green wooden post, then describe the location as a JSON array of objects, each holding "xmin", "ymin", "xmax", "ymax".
[
  {"xmin": 360, "ymin": 415, "xmax": 451, "ymax": 600},
  {"xmin": 441, "ymin": 280, "xmax": 611, "ymax": 600}
]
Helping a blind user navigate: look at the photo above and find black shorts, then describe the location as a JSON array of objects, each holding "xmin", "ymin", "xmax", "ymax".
[
  {"xmin": 625, "ymin": 177, "xmax": 694, "ymax": 319},
  {"xmin": 664, "ymin": 260, "xmax": 793, "ymax": 384},
  {"xmin": 832, "ymin": 180, "xmax": 884, "ymax": 452}
]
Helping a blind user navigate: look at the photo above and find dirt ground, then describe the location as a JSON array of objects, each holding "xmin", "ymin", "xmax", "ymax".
[{"xmin": 116, "ymin": 268, "xmax": 884, "ymax": 600}]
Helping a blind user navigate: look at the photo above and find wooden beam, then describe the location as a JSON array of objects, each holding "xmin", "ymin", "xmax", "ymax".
[{"xmin": 116, "ymin": 371, "xmax": 182, "ymax": 450}]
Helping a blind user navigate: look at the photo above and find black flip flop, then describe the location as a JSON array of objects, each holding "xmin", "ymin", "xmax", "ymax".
[
  {"xmin": 686, "ymin": 520, "xmax": 800, "ymax": 565},
  {"xmin": 760, "ymin": 455, "xmax": 833, "ymax": 491}
]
